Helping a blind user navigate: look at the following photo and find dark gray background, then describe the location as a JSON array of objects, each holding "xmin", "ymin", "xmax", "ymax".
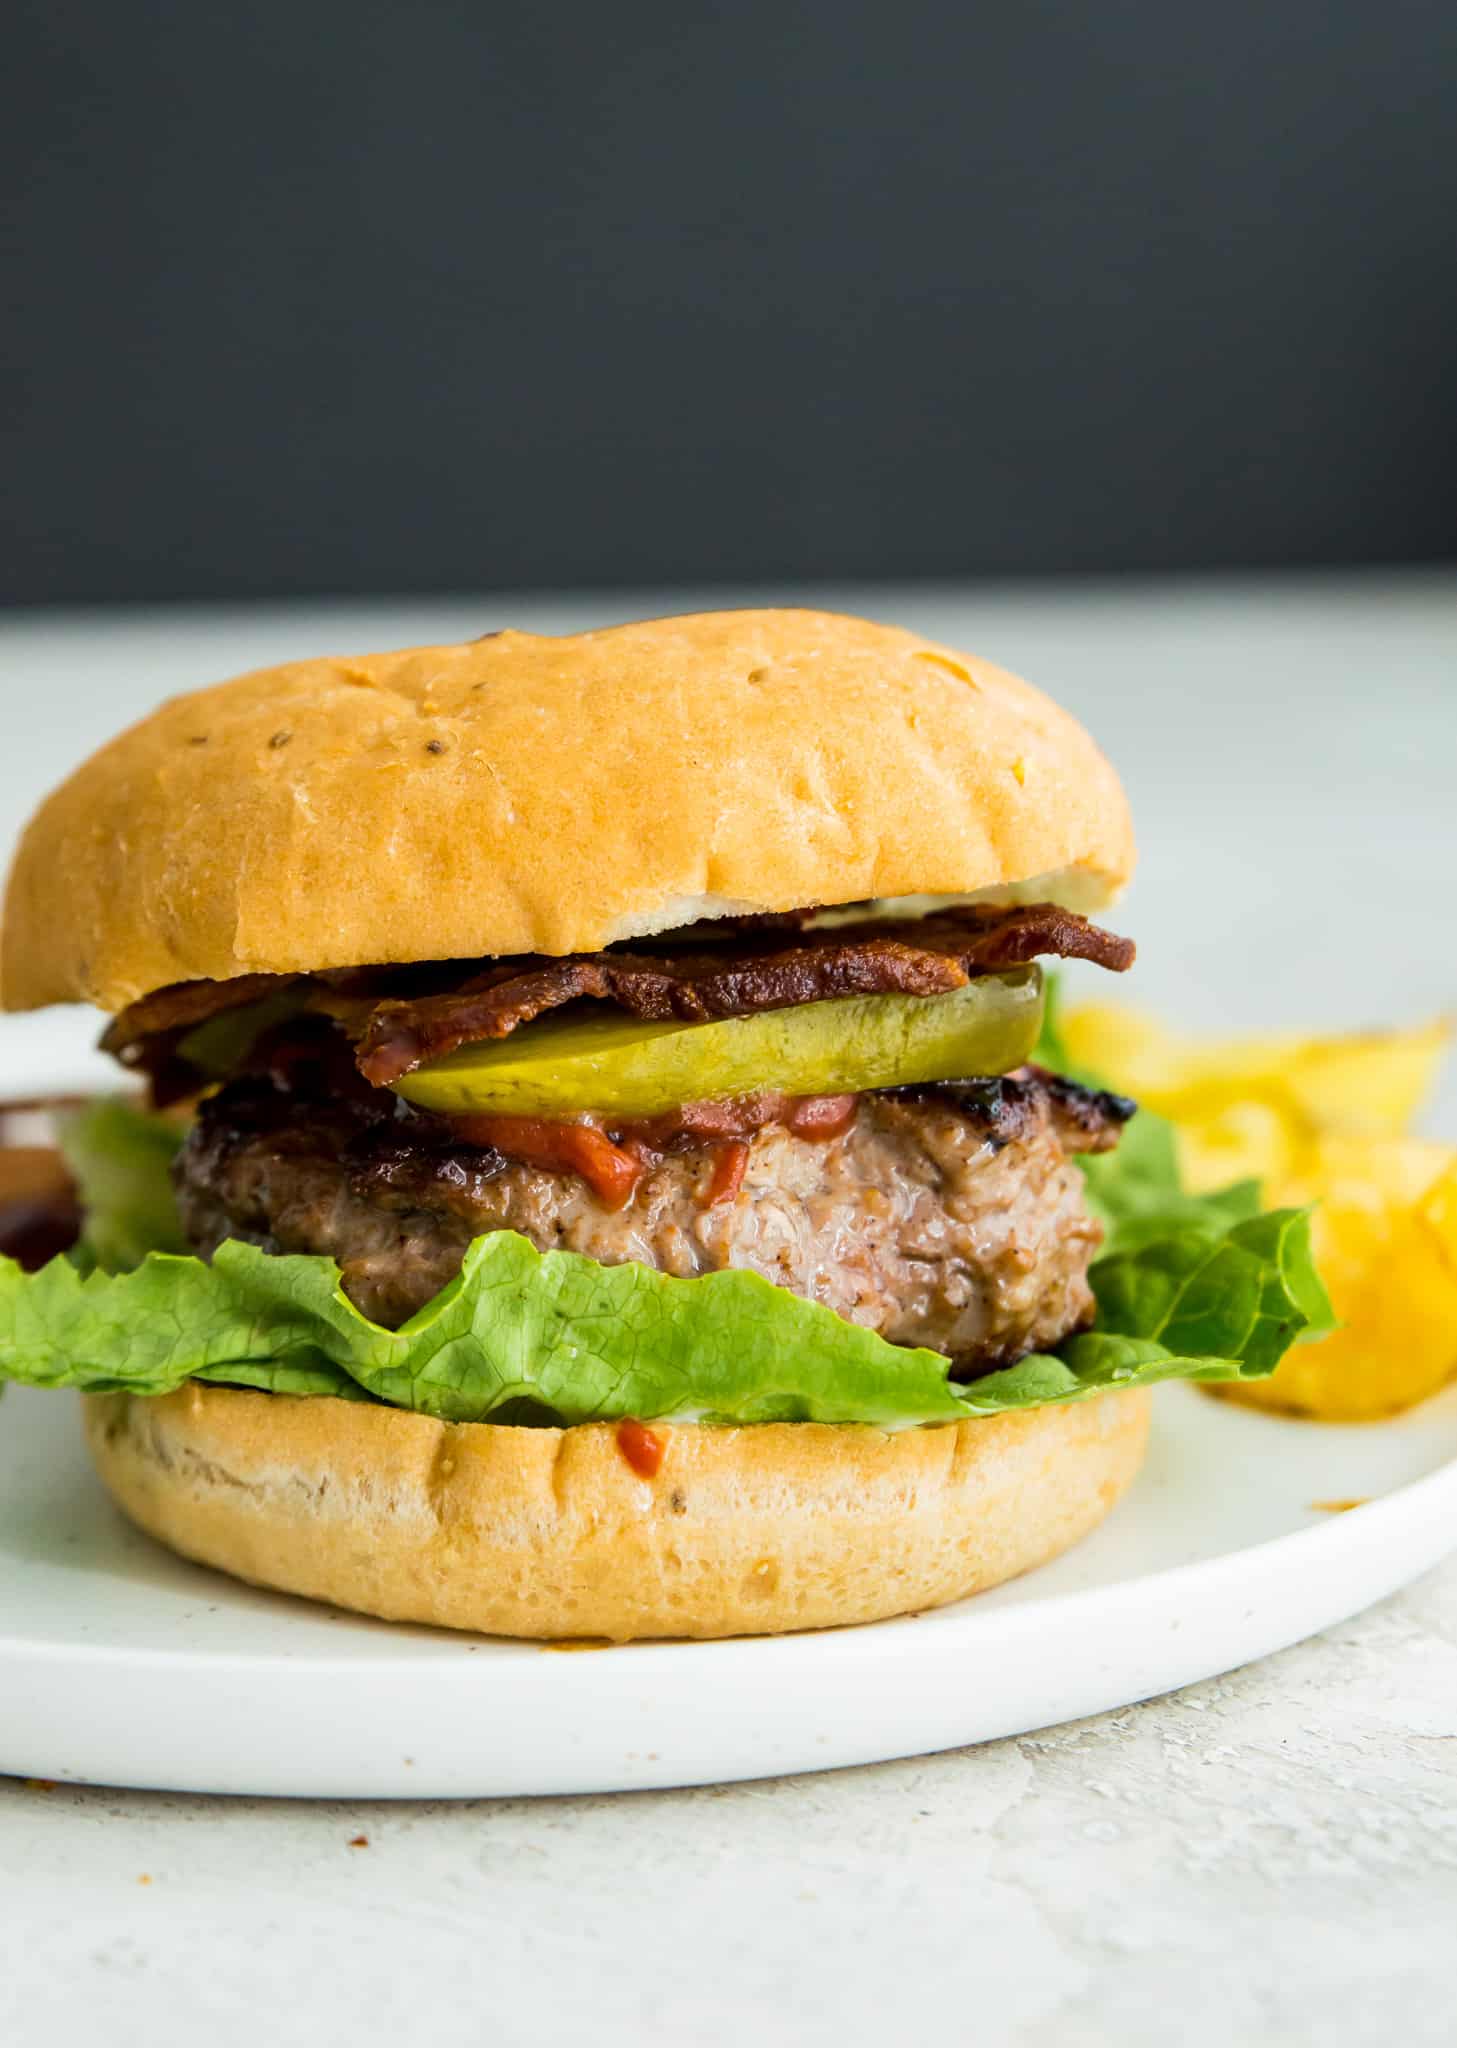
[{"xmin": 5, "ymin": 1, "xmax": 1455, "ymax": 605}]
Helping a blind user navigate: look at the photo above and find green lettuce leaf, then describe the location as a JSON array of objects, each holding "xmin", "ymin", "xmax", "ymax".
[
  {"xmin": 1030, "ymin": 968, "xmax": 1077, "ymax": 1076},
  {"xmin": 1034, "ymin": 974, "xmax": 1334, "ymax": 1333},
  {"xmin": 1079, "ymin": 1110, "xmax": 1263, "ymax": 1255},
  {"xmin": 56, "ymin": 1096, "xmax": 189, "ymax": 1272},
  {"xmin": 1, "ymin": 1200, "xmax": 1327, "ymax": 1426},
  {"xmin": 1034, "ymin": 974, "xmax": 1263, "ymax": 1256},
  {"xmin": 0, "ymin": 1021, "xmax": 1333, "ymax": 1426},
  {"xmin": 1084, "ymin": 1204, "xmax": 1333, "ymax": 1361}
]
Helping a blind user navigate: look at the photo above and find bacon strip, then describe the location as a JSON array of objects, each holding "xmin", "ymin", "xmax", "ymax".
[
  {"xmin": 100, "ymin": 973, "xmax": 298, "ymax": 1060},
  {"xmin": 102, "ymin": 902, "xmax": 1134, "ymax": 1094},
  {"xmin": 354, "ymin": 906, "xmax": 1133, "ymax": 1084}
]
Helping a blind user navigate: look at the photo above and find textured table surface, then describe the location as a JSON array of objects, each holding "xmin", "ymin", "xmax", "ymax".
[
  {"xmin": 1, "ymin": 573, "xmax": 1454, "ymax": 2045},
  {"xmin": 3, "ymin": 1565, "xmax": 1455, "ymax": 2047}
]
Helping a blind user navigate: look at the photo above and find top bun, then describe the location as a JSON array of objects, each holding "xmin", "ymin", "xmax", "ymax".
[{"xmin": 1, "ymin": 610, "xmax": 1134, "ymax": 1013}]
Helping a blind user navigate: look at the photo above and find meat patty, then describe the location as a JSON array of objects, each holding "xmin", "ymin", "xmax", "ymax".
[{"xmin": 174, "ymin": 1065, "xmax": 1131, "ymax": 1369}]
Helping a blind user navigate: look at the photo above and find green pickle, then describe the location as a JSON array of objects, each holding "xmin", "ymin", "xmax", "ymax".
[{"xmin": 393, "ymin": 967, "xmax": 1044, "ymax": 1120}]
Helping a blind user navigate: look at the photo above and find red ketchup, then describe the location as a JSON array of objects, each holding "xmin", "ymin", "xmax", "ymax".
[
  {"xmin": 450, "ymin": 1093, "xmax": 858, "ymax": 1213},
  {"xmin": 616, "ymin": 1419, "xmax": 668, "ymax": 1479},
  {"xmin": 450, "ymin": 1115, "xmax": 646, "ymax": 1210},
  {"xmin": 703, "ymin": 1138, "xmax": 750, "ymax": 1207}
]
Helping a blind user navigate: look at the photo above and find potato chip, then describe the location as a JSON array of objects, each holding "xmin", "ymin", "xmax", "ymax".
[
  {"xmin": 1062, "ymin": 1002, "xmax": 1457, "ymax": 1419},
  {"xmin": 1176, "ymin": 1100, "xmax": 1300, "ymax": 1197},
  {"xmin": 1061, "ymin": 1007, "xmax": 1449, "ymax": 1142},
  {"xmin": 1216, "ymin": 1153, "xmax": 1457, "ymax": 1419}
]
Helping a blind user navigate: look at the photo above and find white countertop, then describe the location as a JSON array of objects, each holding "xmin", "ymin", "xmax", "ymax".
[
  {"xmin": 5, "ymin": 1566, "xmax": 1455, "ymax": 2046},
  {"xmin": 1, "ymin": 573, "xmax": 1455, "ymax": 2045}
]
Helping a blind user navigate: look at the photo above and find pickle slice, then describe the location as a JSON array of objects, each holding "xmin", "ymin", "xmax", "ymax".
[{"xmin": 393, "ymin": 968, "xmax": 1044, "ymax": 1120}]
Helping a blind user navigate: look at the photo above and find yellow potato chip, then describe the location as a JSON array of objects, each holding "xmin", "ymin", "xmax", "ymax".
[
  {"xmin": 1058, "ymin": 1004, "xmax": 1192, "ymax": 1097},
  {"xmin": 1061, "ymin": 1008, "xmax": 1448, "ymax": 1143},
  {"xmin": 1061, "ymin": 1002, "xmax": 1457, "ymax": 1419},
  {"xmin": 1274, "ymin": 1024, "xmax": 1453, "ymax": 1139},
  {"xmin": 1218, "ymin": 1155, "xmax": 1457, "ymax": 1420},
  {"xmin": 1175, "ymin": 1101, "xmax": 1300, "ymax": 1196}
]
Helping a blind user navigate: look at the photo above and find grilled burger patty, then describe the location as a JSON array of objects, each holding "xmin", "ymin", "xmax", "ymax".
[{"xmin": 175, "ymin": 1058, "xmax": 1133, "ymax": 1370}]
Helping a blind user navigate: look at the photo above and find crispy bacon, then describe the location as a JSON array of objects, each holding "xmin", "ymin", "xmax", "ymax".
[
  {"xmin": 354, "ymin": 905, "xmax": 1133, "ymax": 1085},
  {"xmin": 101, "ymin": 902, "xmax": 1134, "ymax": 1095},
  {"xmin": 99, "ymin": 973, "xmax": 298, "ymax": 1053}
]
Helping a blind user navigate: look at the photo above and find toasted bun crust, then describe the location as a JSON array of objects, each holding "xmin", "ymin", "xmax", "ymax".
[
  {"xmin": 3, "ymin": 610, "xmax": 1134, "ymax": 1012},
  {"xmin": 83, "ymin": 1384, "xmax": 1149, "ymax": 1640}
]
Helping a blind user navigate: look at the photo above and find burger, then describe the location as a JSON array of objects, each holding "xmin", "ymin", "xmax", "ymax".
[{"xmin": 0, "ymin": 610, "xmax": 1326, "ymax": 1639}]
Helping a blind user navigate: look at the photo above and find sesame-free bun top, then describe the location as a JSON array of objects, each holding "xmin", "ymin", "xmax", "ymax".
[{"xmin": 1, "ymin": 609, "xmax": 1135, "ymax": 1013}]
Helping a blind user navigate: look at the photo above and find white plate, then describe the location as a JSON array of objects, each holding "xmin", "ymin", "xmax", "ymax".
[
  {"xmin": 3, "ymin": 580, "xmax": 1454, "ymax": 1797},
  {"xmin": 2, "ymin": 1379, "xmax": 1455, "ymax": 1797}
]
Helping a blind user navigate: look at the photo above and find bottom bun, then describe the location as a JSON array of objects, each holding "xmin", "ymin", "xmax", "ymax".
[{"xmin": 83, "ymin": 1384, "xmax": 1150, "ymax": 1641}]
